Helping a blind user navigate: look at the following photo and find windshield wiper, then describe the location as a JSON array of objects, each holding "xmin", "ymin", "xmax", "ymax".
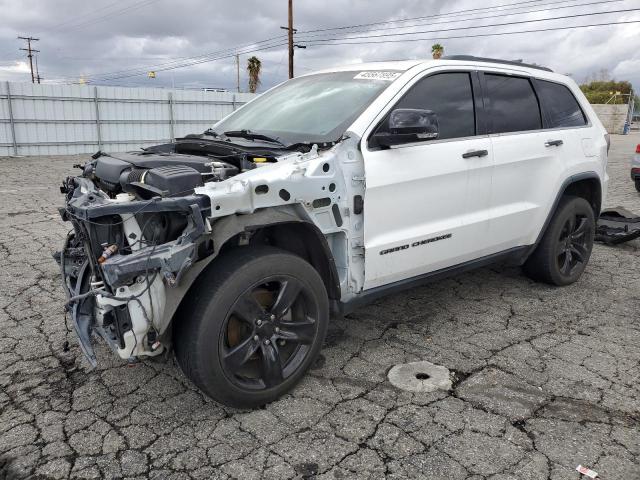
[
  {"xmin": 223, "ymin": 130, "xmax": 287, "ymax": 147},
  {"xmin": 203, "ymin": 128, "xmax": 220, "ymax": 137}
]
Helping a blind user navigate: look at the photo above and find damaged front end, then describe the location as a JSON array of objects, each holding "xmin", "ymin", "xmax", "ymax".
[
  {"xmin": 54, "ymin": 124, "xmax": 358, "ymax": 368},
  {"xmin": 56, "ymin": 173, "xmax": 211, "ymax": 367}
]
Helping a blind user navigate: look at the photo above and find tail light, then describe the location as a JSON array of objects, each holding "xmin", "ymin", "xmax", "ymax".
[{"xmin": 636, "ymin": 144, "xmax": 640, "ymax": 154}]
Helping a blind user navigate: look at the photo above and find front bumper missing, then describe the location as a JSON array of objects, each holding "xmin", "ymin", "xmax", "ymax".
[{"xmin": 56, "ymin": 176, "xmax": 211, "ymax": 366}]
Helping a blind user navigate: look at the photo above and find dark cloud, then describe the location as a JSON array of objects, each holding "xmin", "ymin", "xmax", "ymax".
[{"xmin": 0, "ymin": 0, "xmax": 638, "ymax": 92}]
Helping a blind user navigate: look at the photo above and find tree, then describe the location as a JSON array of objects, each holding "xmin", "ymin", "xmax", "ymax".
[
  {"xmin": 247, "ymin": 56, "xmax": 262, "ymax": 93},
  {"xmin": 579, "ymin": 78, "xmax": 633, "ymax": 104},
  {"xmin": 431, "ymin": 44, "xmax": 444, "ymax": 59}
]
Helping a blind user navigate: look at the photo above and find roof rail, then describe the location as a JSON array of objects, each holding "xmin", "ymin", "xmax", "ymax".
[{"xmin": 442, "ymin": 55, "xmax": 553, "ymax": 72}]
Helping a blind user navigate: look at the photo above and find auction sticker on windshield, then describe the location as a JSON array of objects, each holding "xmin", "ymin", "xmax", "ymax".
[{"xmin": 353, "ymin": 71, "xmax": 402, "ymax": 81}]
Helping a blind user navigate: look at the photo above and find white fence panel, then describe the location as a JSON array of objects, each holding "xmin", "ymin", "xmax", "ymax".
[{"xmin": 0, "ymin": 82, "xmax": 256, "ymax": 156}]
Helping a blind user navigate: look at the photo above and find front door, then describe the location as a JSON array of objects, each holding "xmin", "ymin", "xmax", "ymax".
[{"xmin": 362, "ymin": 71, "xmax": 493, "ymax": 289}]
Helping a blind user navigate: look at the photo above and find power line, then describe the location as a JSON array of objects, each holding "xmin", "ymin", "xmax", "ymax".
[
  {"xmin": 40, "ymin": 0, "xmax": 129, "ymax": 33},
  {"xmin": 295, "ymin": 0, "xmax": 622, "ymax": 39},
  {"xmin": 43, "ymin": 0, "xmax": 162, "ymax": 34},
  {"xmin": 296, "ymin": 7, "xmax": 640, "ymax": 43},
  {"xmin": 85, "ymin": 42, "xmax": 288, "ymax": 83},
  {"xmin": 41, "ymin": 0, "xmax": 637, "ymax": 84},
  {"xmin": 79, "ymin": 7, "xmax": 634, "ymax": 83},
  {"xmin": 64, "ymin": 0, "xmax": 571, "ymax": 82},
  {"xmin": 83, "ymin": 40, "xmax": 287, "ymax": 82},
  {"xmin": 0, "ymin": 0, "xmax": 163, "ymax": 61},
  {"xmin": 295, "ymin": 0, "xmax": 571, "ymax": 34},
  {"xmin": 74, "ymin": 35, "xmax": 288, "ymax": 82},
  {"xmin": 302, "ymin": 19, "xmax": 640, "ymax": 46}
]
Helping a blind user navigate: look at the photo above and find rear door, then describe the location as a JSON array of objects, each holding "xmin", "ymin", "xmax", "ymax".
[
  {"xmin": 361, "ymin": 70, "xmax": 493, "ymax": 289},
  {"xmin": 533, "ymin": 78, "xmax": 592, "ymax": 176},
  {"xmin": 482, "ymin": 72, "xmax": 565, "ymax": 251}
]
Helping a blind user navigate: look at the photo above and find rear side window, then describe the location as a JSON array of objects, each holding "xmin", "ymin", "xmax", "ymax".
[
  {"xmin": 485, "ymin": 74, "xmax": 542, "ymax": 134},
  {"xmin": 536, "ymin": 80, "xmax": 587, "ymax": 128},
  {"xmin": 389, "ymin": 72, "xmax": 476, "ymax": 140}
]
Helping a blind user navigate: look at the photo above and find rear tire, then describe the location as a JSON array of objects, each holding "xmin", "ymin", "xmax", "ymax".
[
  {"xmin": 635, "ymin": 179, "xmax": 640, "ymax": 193},
  {"xmin": 174, "ymin": 246, "xmax": 329, "ymax": 408},
  {"xmin": 523, "ymin": 196, "xmax": 595, "ymax": 286}
]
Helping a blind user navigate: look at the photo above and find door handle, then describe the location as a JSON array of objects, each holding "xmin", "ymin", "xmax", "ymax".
[
  {"xmin": 545, "ymin": 139, "xmax": 563, "ymax": 147},
  {"xmin": 462, "ymin": 149, "xmax": 488, "ymax": 159}
]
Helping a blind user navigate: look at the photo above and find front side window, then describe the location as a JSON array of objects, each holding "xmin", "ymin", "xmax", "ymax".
[
  {"xmin": 378, "ymin": 72, "xmax": 476, "ymax": 140},
  {"xmin": 536, "ymin": 80, "xmax": 587, "ymax": 128},
  {"xmin": 485, "ymin": 74, "xmax": 542, "ymax": 134}
]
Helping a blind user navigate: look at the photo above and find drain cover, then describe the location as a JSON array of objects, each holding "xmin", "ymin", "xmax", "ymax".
[{"xmin": 387, "ymin": 361, "xmax": 452, "ymax": 393}]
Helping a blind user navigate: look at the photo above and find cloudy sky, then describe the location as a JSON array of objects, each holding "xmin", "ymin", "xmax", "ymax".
[{"xmin": 0, "ymin": 0, "xmax": 638, "ymax": 92}]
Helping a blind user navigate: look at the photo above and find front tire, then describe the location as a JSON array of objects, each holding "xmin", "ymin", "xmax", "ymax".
[
  {"xmin": 523, "ymin": 196, "xmax": 595, "ymax": 286},
  {"xmin": 174, "ymin": 246, "xmax": 329, "ymax": 408}
]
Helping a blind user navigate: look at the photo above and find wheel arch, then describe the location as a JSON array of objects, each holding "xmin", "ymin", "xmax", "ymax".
[
  {"xmin": 216, "ymin": 214, "xmax": 342, "ymax": 303},
  {"xmin": 162, "ymin": 205, "xmax": 341, "ymax": 339},
  {"xmin": 522, "ymin": 171, "xmax": 602, "ymax": 263},
  {"xmin": 561, "ymin": 175, "xmax": 602, "ymax": 217}
]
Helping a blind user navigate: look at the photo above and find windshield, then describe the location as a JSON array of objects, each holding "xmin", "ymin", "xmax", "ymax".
[{"xmin": 213, "ymin": 71, "xmax": 401, "ymax": 145}]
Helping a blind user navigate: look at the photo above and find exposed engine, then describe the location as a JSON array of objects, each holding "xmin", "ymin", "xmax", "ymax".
[{"xmin": 84, "ymin": 140, "xmax": 277, "ymax": 200}]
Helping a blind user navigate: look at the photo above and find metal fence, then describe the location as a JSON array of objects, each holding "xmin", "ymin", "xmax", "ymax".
[{"xmin": 0, "ymin": 82, "xmax": 256, "ymax": 156}]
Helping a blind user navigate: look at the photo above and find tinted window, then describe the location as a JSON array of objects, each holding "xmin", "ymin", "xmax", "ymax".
[
  {"xmin": 536, "ymin": 80, "xmax": 587, "ymax": 128},
  {"xmin": 386, "ymin": 72, "xmax": 476, "ymax": 140},
  {"xmin": 485, "ymin": 74, "xmax": 541, "ymax": 133}
]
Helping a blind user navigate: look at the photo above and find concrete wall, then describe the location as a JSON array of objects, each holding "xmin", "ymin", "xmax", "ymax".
[
  {"xmin": 0, "ymin": 82, "xmax": 256, "ymax": 156},
  {"xmin": 591, "ymin": 104, "xmax": 629, "ymax": 134}
]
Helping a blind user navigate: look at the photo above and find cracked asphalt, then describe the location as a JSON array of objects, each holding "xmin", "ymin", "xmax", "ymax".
[{"xmin": 1, "ymin": 133, "xmax": 639, "ymax": 480}]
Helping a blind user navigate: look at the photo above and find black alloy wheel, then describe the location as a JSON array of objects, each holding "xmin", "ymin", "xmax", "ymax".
[
  {"xmin": 523, "ymin": 195, "xmax": 595, "ymax": 286},
  {"xmin": 174, "ymin": 246, "xmax": 329, "ymax": 408},
  {"xmin": 555, "ymin": 213, "xmax": 590, "ymax": 277},
  {"xmin": 221, "ymin": 276, "xmax": 319, "ymax": 390}
]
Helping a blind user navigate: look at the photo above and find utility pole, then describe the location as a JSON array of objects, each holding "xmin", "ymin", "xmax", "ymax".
[
  {"xmin": 287, "ymin": 0, "xmax": 293, "ymax": 79},
  {"xmin": 279, "ymin": 1, "xmax": 306, "ymax": 79},
  {"xmin": 18, "ymin": 36, "xmax": 39, "ymax": 84},
  {"xmin": 236, "ymin": 54, "xmax": 240, "ymax": 92},
  {"xmin": 280, "ymin": 0, "xmax": 295, "ymax": 78},
  {"xmin": 34, "ymin": 53, "xmax": 41, "ymax": 84}
]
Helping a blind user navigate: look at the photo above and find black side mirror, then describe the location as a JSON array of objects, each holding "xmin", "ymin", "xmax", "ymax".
[{"xmin": 373, "ymin": 108, "xmax": 439, "ymax": 147}]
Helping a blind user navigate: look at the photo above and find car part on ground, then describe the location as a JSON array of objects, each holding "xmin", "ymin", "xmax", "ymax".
[{"xmin": 596, "ymin": 208, "xmax": 640, "ymax": 245}]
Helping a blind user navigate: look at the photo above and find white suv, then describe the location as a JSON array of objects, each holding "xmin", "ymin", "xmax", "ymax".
[{"xmin": 58, "ymin": 56, "xmax": 609, "ymax": 408}]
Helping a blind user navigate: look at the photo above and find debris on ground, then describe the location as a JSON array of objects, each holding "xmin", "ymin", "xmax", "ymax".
[
  {"xmin": 576, "ymin": 465, "xmax": 598, "ymax": 478},
  {"xmin": 596, "ymin": 207, "xmax": 640, "ymax": 244}
]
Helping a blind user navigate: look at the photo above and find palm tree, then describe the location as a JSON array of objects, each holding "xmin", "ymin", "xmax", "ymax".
[
  {"xmin": 247, "ymin": 56, "xmax": 262, "ymax": 93},
  {"xmin": 431, "ymin": 44, "xmax": 444, "ymax": 59}
]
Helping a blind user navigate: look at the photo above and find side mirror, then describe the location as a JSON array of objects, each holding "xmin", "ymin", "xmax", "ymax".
[{"xmin": 373, "ymin": 108, "xmax": 439, "ymax": 147}]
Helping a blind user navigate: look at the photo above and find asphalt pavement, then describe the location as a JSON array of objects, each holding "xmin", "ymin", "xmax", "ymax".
[{"xmin": 1, "ymin": 134, "xmax": 639, "ymax": 479}]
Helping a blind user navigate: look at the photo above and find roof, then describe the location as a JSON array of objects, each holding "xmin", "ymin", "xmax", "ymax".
[
  {"xmin": 309, "ymin": 56, "xmax": 555, "ymax": 76},
  {"xmin": 310, "ymin": 60, "xmax": 425, "ymax": 74}
]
